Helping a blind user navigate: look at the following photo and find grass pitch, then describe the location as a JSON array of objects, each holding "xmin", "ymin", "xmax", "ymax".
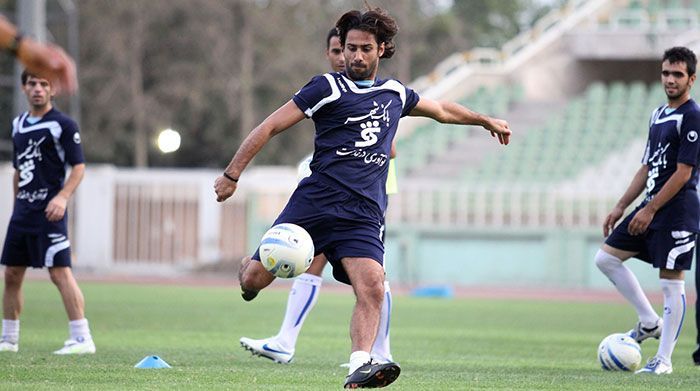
[{"xmin": 0, "ymin": 280, "xmax": 698, "ymax": 390}]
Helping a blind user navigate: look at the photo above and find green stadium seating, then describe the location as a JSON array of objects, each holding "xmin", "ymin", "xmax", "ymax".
[
  {"xmin": 396, "ymin": 84, "xmax": 524, "ymax": 178},
  {"xmin": 458, "ymin": 81, "xmax": 666, "ymax": 185}
]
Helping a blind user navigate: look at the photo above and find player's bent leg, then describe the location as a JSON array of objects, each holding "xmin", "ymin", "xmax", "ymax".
[
  {"xmin": 1, "ymin": 267, "xmax": 26, "ymax": 352},
  {"xmin": 595, "ymin": 247, "xmax": 661, "ymax": 342},
  {"xmin": 49, "ymin": 267, "xmax": 95, "ymax": 355},
  {"xmin": 239, "ymin": 256, "xmax": 275, "ymax": 301},
  {"xmin": 49, "ymin": 267, "xmax": 85, "ymax": 320},
  {"xmin": 240, "ymin": 257, "xmax": 325, "ymax": 362}
]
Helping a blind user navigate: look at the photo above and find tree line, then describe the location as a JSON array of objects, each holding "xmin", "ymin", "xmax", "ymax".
[{"xmin": 0, "ymin": 0, "xmax": 553, "ymax": 167}]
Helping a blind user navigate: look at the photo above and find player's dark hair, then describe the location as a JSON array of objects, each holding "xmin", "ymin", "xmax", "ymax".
[
  {"xmin": 20, "ymin": 69, "xmax": 36, "ymax": 85},
  {"xmin": 335, "ymin": 4, "xmax": 398, "ymax": 59},
  {"xmin": 326, "ymin": 27, "xmax": 340, "ymax": 49},
  {"xmin": 663, "ymin": 47, "xmax": 697, "ymax": 76}
]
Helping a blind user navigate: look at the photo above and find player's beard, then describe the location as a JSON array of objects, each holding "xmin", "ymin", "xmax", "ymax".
[
  {"xmin": 346, "ymin": 58, "xmax": 378, "ymax": 81},
  {"xmin": 665, "ymin": 84, "xmax": 688, "ymax": 100}
]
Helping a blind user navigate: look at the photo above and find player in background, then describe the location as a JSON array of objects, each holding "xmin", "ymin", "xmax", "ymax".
[
  {"xmin": 0, "ymin": 71, "xmax": 94, "ymax": 354},
  {"xmin": 214, "ymin": 6, "xmax": 510, "ymax": 388},
  {"xmin": 0, "ymin": 15, "xmax": 77, "ymax": 94},
  {"xmin": 595, "ymin": 47, "xmax": 699, "ymax": 375},
  {"xmin": 239, "ymin": 27, "xmax": 395, "ymax": 367}
]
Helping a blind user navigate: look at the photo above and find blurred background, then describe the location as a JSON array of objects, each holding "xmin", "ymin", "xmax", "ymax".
[{"xmin": 0, "ymin": 0, "xmax": 696, "ymax": 291}]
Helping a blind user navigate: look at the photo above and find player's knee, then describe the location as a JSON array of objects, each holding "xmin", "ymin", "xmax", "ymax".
[
  {"xmin": 239, "ymin": 259, "xmax": 273, "ymax": 291},
  {"xmin": 48, "ymin": 267, "xmax": 71, "ymax": 286},
  {"xmin": 355, "ymin": 277, "xmax": 385, "ymax": 306},
  {"xmin": 4, "ymin": 268, "xmax": 24, "ymax": 287},
  {"xmin": 595, "ymin": 249, "xmax": 622, "ymax": 273}
]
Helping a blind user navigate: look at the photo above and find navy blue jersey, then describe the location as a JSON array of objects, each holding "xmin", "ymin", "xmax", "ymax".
[
  {"xmin": 292, "ymin": 72, "xmax": 419, "ymax": 212},
  {"xmin": 10, "ymin": 108, "xmax": 84, "ymax": 232},
  {"xmin": 641, "ymin": 99, "xmax": 700, "ymax": 231}
]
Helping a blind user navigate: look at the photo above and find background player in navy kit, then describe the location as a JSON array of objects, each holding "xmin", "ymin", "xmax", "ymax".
[
  {"xmin": 239, "ymin": 28, "xmax": 394, "ymax": 367},
  {"xmin": 595, "ymin": 47, "xmax": 700, "ymax": 375},
  {"xmin": 214, "ymin": 6, "xmax": 510, "ymax": 388},
  {"xmin": 0, "ymin": 71, "xmax": 94, "ymax": 354}
]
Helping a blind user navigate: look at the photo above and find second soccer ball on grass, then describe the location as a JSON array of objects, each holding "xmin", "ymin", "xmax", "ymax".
[
  {"xmin": 597, "ymin": 333, "xmax": 642, "ymax": 372},
  {"xmin": 259, "ymin": 223, "xmax": 314, "ymax": 278}
]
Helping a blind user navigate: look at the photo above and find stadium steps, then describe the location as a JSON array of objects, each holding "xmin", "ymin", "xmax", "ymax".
[
  {"xmin": 405, "ymin": 99, "xmax": 565, "ymax": 183},
  {"xmin": 455, "ymin": 81, "xmax": 666, "ymax": 187}
]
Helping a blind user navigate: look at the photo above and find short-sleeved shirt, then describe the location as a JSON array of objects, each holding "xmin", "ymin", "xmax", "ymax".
[
  {"xmin": 10, "ymin": 108, "xmax": 84, "ymax": 233},
  {"xmin": 640, "ymin": 100, "xmax": 700, "ymax": 231},
  {"xmin": 292, "ymin": 72, "xmax": 419, "ymax": 213}
]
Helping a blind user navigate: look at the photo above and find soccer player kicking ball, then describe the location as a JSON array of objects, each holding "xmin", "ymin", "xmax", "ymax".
[
  {"xmin": 595, "ymin": 47, "xmax": 700, "ymax": 375},
  {"xmin": 239, "ymin": 28, "xmax": 394, "ymax": 367},
  {"xmin": 0, "ymin": 71, "xmax": 95, "ymax": 354},
  {"xmin": 214, "ymin": 6, "xmax": 510, "ymax": 388}
]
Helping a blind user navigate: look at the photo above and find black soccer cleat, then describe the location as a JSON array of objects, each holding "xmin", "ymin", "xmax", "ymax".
[
  {"xmin": 241, "ymin": 288, "xmax": 259, "ymax": 302},
  {"xmin": 693, "ymin": 344, "xmax": 700, "ymax": 365},
  {"xmin": 344, "ymin": 361, "xmax": 400, "ymax": 389}
]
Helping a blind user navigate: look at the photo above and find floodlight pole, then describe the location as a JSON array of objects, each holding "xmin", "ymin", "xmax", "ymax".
[
  {"xmin": 14, "ymin": 0, "xmax": 47, "ymax": 115},
  {"xmin": 57, "ymin": 0, "xmax": 81, "ymax": 125}
]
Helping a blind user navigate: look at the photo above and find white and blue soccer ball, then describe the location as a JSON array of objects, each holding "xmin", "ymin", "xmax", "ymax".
[
  {"xmin": 259, "ymin": 223, "xmax": 314, "ymax": 278},
  {"xmin": 597, "ymin": 333, "xmax": 642, "ymax": 371}
]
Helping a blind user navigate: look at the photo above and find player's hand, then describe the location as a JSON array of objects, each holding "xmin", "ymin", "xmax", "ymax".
[
  {"xmin": 214, "ymin": 176, "xmax": 237, "ymax": 202},
  {"xmin": 628, "ymin": 206, "xmax": 654, "ymax": 236},
  {"xmin": 45, "ymin": 193, "xmax": 68, "ymax": 222},
  {"xmin": 17, "ymin": 39, "xmax": 77, "ymax": 95},
  {"xmin": 484, "ymin": 117, "xmax": 511, "ymax": 145},
  {"xmin": 603, "ymin": 205, "xmax": 624, "ymax": 237}
]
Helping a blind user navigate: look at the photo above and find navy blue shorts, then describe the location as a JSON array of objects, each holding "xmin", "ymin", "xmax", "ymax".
[
  {"xmin": 1, "ymin": 220, "xmax": 72, "ymax": 268},
  {"xmin": 252, "ymin": 174, "xmax": 385, "ymax": 285},
  {"xmin": 606, "ymin": 210, "xmax": 696, "ymax": 270}
]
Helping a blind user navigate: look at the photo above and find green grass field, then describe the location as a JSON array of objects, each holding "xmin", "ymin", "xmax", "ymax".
[{"xmin": 0, "ymin": 280, "xmax": 698, "ymax": 390}]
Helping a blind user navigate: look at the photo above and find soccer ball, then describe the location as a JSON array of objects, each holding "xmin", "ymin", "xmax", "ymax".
[
  {"xmin": 259, "ymin": 223, "xmax": 314, "ymax": 278},
  {"xmin": 597, "ymin": 333, "xmax": 642, "ymax": 371}
]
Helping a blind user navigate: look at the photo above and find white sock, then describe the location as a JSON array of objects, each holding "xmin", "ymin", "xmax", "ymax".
[
  {"xmin": 371, "ymin": 281, "xmax": 393, "ymax": 362},
  {"xmin": 69, "ymin": 318, "xmax": 92, "ymax": 342},
  {"xmin": 657, "ymin": 279, "xmax": 685, "ymax": 363},
  {"xmin": 275, "ymin": 273, "xmax": 322, "ymax": 351},
  {"xmin": 348, "ymin": 350, "xmax": 371, "ymax": 375},
  {"xmin": 595, "ymin": 249, "xmax": 659, "ymax": 324},
  {"xmin": 1, "ymin": 319, "xmax": 19, "ymax": 344}
]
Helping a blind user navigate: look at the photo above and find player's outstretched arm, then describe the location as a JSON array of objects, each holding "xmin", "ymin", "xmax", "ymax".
[
  {"xmin": 603, "ymin": 164, "xmax": 648, "ymax": 237},
  {"xmin": 409, "ymin": 97, "xmax": 511, "ymax": 145},
  {"xmin": 45, "ymin": 163, "xmax": 85, "ymax": 222},
  {"xmin": 214, "ymin": 100, "xmax": 306, "ymax": 202},
  {"xmin": 0, "ymin": 16, "xmax": 77, "ymax": 95}
]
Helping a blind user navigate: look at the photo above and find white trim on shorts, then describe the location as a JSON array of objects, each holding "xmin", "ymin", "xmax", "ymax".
[{"xmin": 667, "ymin": 231, "xmax": 695, "ymax": 269}]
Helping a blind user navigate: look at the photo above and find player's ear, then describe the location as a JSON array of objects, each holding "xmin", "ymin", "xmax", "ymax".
[
  {"xmin": 690, "ymin": 73, "xmax": 696, "ymax": 86},
  {"xmin": 378, "ymin": 42, "xmax": 385, "ymax": 58}
]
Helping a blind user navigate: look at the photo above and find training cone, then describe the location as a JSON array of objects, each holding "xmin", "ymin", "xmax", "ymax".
[{"xmin": 134, "ymin": 355, "xmax": 172, "ymax": 369}]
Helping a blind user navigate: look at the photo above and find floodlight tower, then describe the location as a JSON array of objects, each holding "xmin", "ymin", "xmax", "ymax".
[{"xmin": 13, "ymin": 0, "xmax": 46, "ymax": 115}]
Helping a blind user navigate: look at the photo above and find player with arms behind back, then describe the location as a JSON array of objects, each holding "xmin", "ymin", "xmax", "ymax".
[
  {"xmin": 239, "ymin": 27, "xmax": 395, "ymax": 367},
  {"xmin": 595, "ymin": 47, "xmax": 700, "ymax": 375},
  {"xmin": 0, "ymin": 71, "xmax": 94, "ymax": 354},
  {"xmin": 214, "ymin": 5, "xmax": 510, "ymax": 388}
]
